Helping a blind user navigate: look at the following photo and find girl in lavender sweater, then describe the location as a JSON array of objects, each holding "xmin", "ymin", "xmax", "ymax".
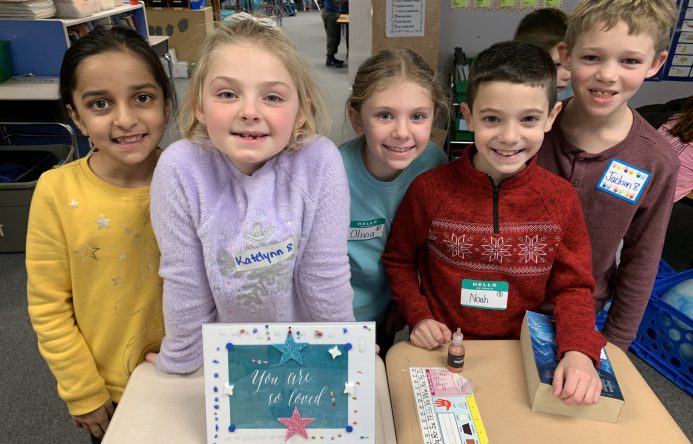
[{"xmin": 148, "ymin": 19, "xmax": 355, "ymax": 374}]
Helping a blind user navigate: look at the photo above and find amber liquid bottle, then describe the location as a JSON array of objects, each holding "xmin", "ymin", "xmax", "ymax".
[{"xmin": 447, "ymin": 328, "xmax": 465, "ymax": 373}]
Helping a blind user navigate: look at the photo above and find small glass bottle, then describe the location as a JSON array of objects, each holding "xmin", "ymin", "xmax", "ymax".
[{"xmin": 447, "ymin": 328, "xmax": 465, "ymax": 373}]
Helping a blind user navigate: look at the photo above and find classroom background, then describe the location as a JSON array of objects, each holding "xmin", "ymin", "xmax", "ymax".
[{"xmin": 1, "ymin": 2, "xmax": 692, "ymax": 442}]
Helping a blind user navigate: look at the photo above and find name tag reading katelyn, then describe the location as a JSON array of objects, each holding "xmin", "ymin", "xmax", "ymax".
[
  {"xmin": 348, "ymin": 218, "xmax": 386, "ymax": 241},
  {"xmin": 234, "ymin": 238, "xmax": 295, "ymax": 271},
  {"xmin": 461, "ymin": 279, "xmax": 508, "ymax": 310},
  {"xmin": 597, "ymin": 159, "xmax": 650, "ymax": 204}
]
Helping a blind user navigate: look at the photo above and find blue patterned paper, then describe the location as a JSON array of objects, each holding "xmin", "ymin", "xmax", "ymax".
[
  {"xmin": 527, "ymin": 311, "xmax": 623, "ymax": 401},
  {"xmin": 227, "ymin": 344, "xmax": 349, "ymax": 428}
]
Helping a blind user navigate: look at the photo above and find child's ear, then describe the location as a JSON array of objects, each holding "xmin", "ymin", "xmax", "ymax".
[
  {"xmin": 557, "ymin": 42, "xmax": 571, "ymax": 70},
  {"xmin": 460, "ymin": 103, "xmax": 474, "ymax": 132},
  {"xmin": 544, "ymin": 101, "xmax": 563, "ymax": 132},
  {"xmin": 646, "ymin": 51, "xmax": 668, "ymax": 78},
  {"xmin": 348, "ymin": 107, "xmax": 364, "ymax": 135},
  {"xmin": 194, "ymin": 103, "xmax": 206, "ymax": 126},
  {"xmin": 66, "ymin": 105, "xmax": 88, "ymax": 137}
]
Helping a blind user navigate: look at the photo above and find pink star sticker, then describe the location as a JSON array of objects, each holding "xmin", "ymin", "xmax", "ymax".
[{"xmin": 277, "ymin": 406, "xmax": 315, "ymax": 441}]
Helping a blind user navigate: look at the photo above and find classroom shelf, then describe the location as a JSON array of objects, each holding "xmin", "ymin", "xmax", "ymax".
[{"xmin": 0, "ymin": 3, "xmax": 148, "ymax": 77}]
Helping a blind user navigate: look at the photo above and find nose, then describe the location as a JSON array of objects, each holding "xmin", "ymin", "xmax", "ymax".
[
  {"xmin": 596, "ymin": 61, "xmax": 617, "ymax": 82},
  {"xmin": 114, "ymin": 104, "xmax": 137, "ymax": 129},
  {"xmin": 392, "ymin": 118, "xmax": 409, "ymax": 139},
  {"xmin": 498, "ymin": 121, "xmax": 519, "ymax": 145},
  {"xmin": 240, "ymin": 99, "xmax": 260, "ymax": 122}
]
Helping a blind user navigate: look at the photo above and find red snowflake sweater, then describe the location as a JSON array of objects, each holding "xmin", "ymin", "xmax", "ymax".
[{"xmin": 383, "ymin": 147, "xmax": 606, "ymax": 363}]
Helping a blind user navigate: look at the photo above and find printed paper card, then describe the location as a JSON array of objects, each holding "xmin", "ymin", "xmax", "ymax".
[
  {"xmin": 203, "ymin": 322, "xmax": 376, "ymax": 443},
  {"xmin": 410, "ymin": 367, "xmax": 488, "ymax": 444}
]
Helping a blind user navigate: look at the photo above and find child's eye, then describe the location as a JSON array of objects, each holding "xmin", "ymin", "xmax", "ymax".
[
  {"xmin": 218, "ymin": 91, "xmax": 237, "ymax": 100},
  {"xmin": 582, "ymin": 55, "xmax": 600, "ymax": 62},
  {"xmin": 521, "ymin": 115, "xmax": 541, "ymax": 124},
  {"xmin": 376, "ymin": 112, "xmax": 393, "ymax": 120},
  {"xmin": 411, "ymin": 112, "xmax": 427, "ymax": 122},
  {"xmin": 481, "ymin": 115, "xmax": 499, "ymax": 123},
  {"xmin": 265, "ymin": 94, "xmax": 283, "ymax": 104},
  {"xmin": 622, "ymin": 58, "xmax": 641, "ymax": 65},
  {"xmin": 88, "ymin": 99, "xmax": 110, "ymax": 111},
  {"xmin": 134, "ymin": 94, "xmax": 154, "ymax": 104}
]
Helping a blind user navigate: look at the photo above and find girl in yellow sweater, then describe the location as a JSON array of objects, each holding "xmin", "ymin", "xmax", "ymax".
[{"xmin": 26, "ymin": 26, "xmax": 172, "ymax": 442}]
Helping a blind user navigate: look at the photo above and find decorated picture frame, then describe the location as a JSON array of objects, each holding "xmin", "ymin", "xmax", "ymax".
[{"xmin": 202, "ymin": 322, "xmax": 376, "ymax": 443}]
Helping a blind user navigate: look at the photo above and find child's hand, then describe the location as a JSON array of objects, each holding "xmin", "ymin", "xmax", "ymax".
[
  {"xmin": 552, "ymin": 351, "xmax": 602, "ymax": 405},
  {"xmin": 72, "ymin": 399, "xmax": 115, "ymax": 439},
  {"xmin": 145, "ymin": 352, "xmax": 158, "ymax": 364},
  {"xmin": 410, "ymin": 319, "xmax": 452, "ymax": 349}
]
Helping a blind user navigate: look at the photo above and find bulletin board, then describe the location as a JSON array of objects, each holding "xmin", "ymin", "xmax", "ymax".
[
  {"xmin": 660, "ymin": 0, "xmax": 693, "ymax": 81},
  {"xmin": 372, "ymin": 0, "xmax": 441, "ymax": 71}
]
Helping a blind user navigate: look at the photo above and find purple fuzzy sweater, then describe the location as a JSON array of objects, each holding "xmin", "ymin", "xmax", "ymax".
[{"xmin": 151, "ymin": 136, "xmax": 355, "ymax": 373}]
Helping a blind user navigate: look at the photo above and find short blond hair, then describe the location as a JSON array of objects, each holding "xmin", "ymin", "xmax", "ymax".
[
  {"xmin": 564, "ymin": 0, "xmax": 678, "ymax": 55},
  {"xmin": 178, "ymin": 19, "xmax": 329, "ymax": 150}
]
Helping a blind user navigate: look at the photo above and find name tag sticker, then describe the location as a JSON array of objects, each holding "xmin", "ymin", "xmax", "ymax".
[
  {"xmin": 596, "ymin": 159, "xmax": 650, "ymax": 204},
  {"xmin": 461, "ymin": 279, "xmax": 508, "ymax": 310},
  {"xmin": 348, "ymin": 218, "xmax": 386, "ymax": 241},
  {"xmin": 234, "ymin": 237, "xmax": 295, "ymax": 271}
]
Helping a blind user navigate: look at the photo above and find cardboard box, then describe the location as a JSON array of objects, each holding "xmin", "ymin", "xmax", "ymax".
[{"xmin": 146, "ymin": 7, "xmax": 213, "ymax": 63}]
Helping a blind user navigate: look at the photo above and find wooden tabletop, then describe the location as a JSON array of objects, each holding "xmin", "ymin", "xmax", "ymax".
[
  {"xmin": 386, "ymin": 340, "xmax": 689, "ymax": 444},
  {"xmin": 103, "ymin": 356, "xmax": 395, "ymax": 443}
]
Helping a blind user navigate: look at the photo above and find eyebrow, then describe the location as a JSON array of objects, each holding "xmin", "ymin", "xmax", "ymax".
[
  {"xmin": 209, "ymin": 76, "xmax": 291, "ymax": 89},
  {"xmin": 477, "ymin": 107, "xmax": 545, "ymax": 114},
  {"xmin": 80, "ymin": 83, "xmax": 158, "ymax": 100}
]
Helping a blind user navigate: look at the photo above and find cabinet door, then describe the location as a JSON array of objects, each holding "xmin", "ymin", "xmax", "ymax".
[{"xmin": 0, "ymin": 21, "xmax": 69, "ymax": 77}]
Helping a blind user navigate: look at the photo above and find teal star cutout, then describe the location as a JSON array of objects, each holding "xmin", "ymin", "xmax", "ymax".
[{"xmin": 273, "ymin": 333, "xmax": 307, "ymax": 366}]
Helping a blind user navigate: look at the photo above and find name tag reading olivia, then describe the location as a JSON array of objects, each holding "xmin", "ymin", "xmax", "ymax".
[
  {"xmin": 597, "ymin": 159, "xmax": 650, "ymax": 204},
  {"xmin": 461, "ymin": 279, "xmax": 508, "ymax": 310},
  {"xmin": 234, "ymin": 238, "xmax": 295, "ymax": 271},
  {"xmin": 348, "ymin": 218, "xmax": 386, "ymax": 241}
]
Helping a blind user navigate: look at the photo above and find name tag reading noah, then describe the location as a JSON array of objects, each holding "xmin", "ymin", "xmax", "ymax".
[
  {"xmin": 597, "ymin": 158, "xmax": 650, "ymax": 204},
  {"xmin": 461, "ymin": 279, "xmax": 508, "ymax": 310},
  {"xmin": 348, "ymin": 218, "xmax": 385, "ymax": 241},
  {"xmin": 234, "ymin": 238, "xmax": 295, "ymax": 271}
]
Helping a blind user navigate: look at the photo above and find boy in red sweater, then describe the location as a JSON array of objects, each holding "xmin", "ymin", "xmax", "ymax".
[{"xmin": 383, "ymin": 41, "xmax": 606, "ymax": 405}]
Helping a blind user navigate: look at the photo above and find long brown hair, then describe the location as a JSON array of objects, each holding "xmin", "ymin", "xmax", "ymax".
[{"xmin": 669, "ymin": 97, "xmax": 693, "ymax": 144}]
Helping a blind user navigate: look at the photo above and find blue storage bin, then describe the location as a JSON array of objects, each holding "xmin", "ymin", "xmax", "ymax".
[{"xmin": 630, "ymin": 260, "xmax": 693, "ymax": 395}]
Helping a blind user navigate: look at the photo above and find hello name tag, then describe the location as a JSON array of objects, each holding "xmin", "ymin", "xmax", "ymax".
[
  {"xmin": 234, "ymin": 237, "xmax": 295, "ymax": 271},
  {"xmin": 597, "ymin": 159, "xmax": 650, "ymax": 204},
  {"xmin": 348, "ymin": 218, "xmax": 386, "ymax": 241},
  {"xmin": 461, "ymin": 279, "xmax": 509, "ymax": 310}
]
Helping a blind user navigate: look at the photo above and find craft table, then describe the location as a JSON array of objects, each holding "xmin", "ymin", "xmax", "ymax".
[
  {"xmin": 386, "ymin": 340, "xmax": 689, "ymax": 444},
  {"xmin": 103, "ymin": 356, "xmax": 396, "ymax": 443}
]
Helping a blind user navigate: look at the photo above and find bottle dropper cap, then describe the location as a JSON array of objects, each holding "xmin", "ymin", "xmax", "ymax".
[{"xmin": 452, "ymin": 328, "xmax": 463, "ymax": 345}]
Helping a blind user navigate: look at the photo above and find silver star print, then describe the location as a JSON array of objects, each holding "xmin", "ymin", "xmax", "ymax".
[
  {"xmin": 95, "ymin": 214, "xmax": 110, "ymax": 230},
  {"xmin": 69, "ymin": 200, "xmax": 79, "ymax": 209}
]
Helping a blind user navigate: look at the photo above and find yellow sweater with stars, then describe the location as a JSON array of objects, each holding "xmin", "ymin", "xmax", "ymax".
[{"xmin": 26, "ymin": 155, "xmax": 164, "ymax": 415}]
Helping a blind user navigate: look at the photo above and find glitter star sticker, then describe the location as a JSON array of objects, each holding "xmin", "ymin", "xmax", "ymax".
[
  {"xmin": 328, "ymin": 345, "xmax": 342, "ymax": 359},
  {"xmin": 273, "ymin": 333, "xmax": 307, "ymax": 366},
  {"xmin": 95, "ymin": 213, "xmax": 110, "ymax": 230},
  {"xmin": 69, "ymin": 199, "xmax": 79, "ymax": 209},
  {"xmin": 277, "ymin": 406, "xmax": 315, "ymax": 441},
  {"xmin": 344, "ymin": 381, "xmax": 355, "ymax": 394}
]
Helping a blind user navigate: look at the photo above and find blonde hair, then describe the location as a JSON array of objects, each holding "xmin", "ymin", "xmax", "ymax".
[
  {"xmin": 347, "ymin": 47, "xmax": 449, "ymax": 126},
  {"xmin": 564, "ymin": 0, "xmax": 678, "ymax": 56},
  {"xmin": 178, "ymin": 19, "xmax": 329, "ymax": 150}
]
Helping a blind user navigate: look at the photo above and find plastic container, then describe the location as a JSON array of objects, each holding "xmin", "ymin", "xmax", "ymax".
[
  {"xmin": 447, "ymin": 328, "xmax": 465, "ymax": 373},
  {"xmin": 630, "ymin": 260, "xmax": 693, "ymax": 396}
]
